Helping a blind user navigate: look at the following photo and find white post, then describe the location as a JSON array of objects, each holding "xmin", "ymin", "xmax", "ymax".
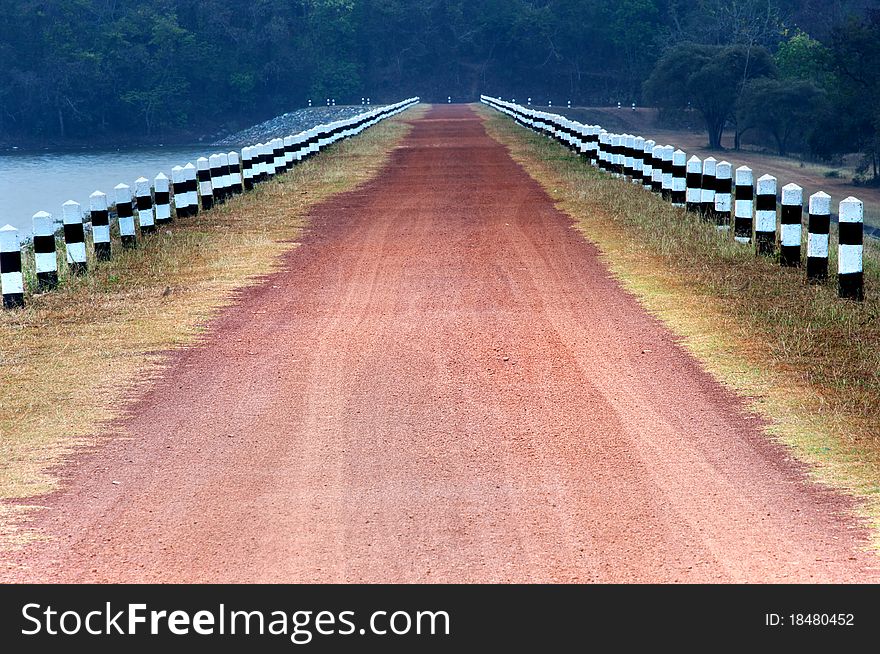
[
  {"xmin": 272, "ymin": 137, "xmax": 285, "ymax": 175},
  {"xmin": 624, "ymin": 135, "xmax": 635, "ymax": 179},
  {"xmin": 700, "ymin": 157, "xmax": 717, "ymax": 218},
  {"xmin": 661, "ymin": 145, "xmax": 674, "ymax": 200},
  {"xmin": 171, "ymin": 165, "xmax": 186, "ymax": 218},
  {"xmin": 62, "ymin": 200, "xmax": 87, "ymax": 273},
  {"xmin": 208, "ymin": 153, "xmax": 226, "ymax": 209},
  {"xmin": 642, "ymin": 139, "xmax": 655, "ymax": 189},
  {"xmin": 632, "ymin": 136, "xmax": 644, "ymax": 183},
  {"xmin": 0, "ymin": 225, "xmax": 24, "ymax": 308},
  {"xmin": 199, "ymin": 157, "xmax": 215, "ymax": 210},
  {"xmin": 838, "ymin": 196, "xmax": 863, "ymax": 300},
  {"xmin": 90, "ymin": 190, "xmax": 111, "ymax": 260},
  {"xmin": 283, "ymin": 136, "xmax": 295, "ymax": 170},
  {"xmin": 228, "ymin": 151, "xmax": 243, "ymax": 193},
  {"xmin": 713, "ymin": 161, "xmax": 732, "ymax": 228},
  {"xmin": 154, "ymin": 173, "xmax": 171, "ymax": 225},
  {"xmin": 219, "ymin": 152, "xmax": 232, "ymax": 199},
  {"xmin": 807, "ymin": 191, "xmax": 830, "ymax": 282},
  {"xmin": 183, "ymin": 162, "xmax": 199, "ymax": 215},
  {"xmin": 115, "ymin": 183, "xmax": 136, "ymax": 249},
  {"xmin": 671, "ymin": 149, "xmax": 686, "ymax": 207},
  {"xmin": 733, "ymin": 166, "xmax": 753, "ymax": 244},
  {"xmin": 242, "ymin": 146, "xmax": 254, "ymax": 190},
  {"xmin": 780, "ymin": 183, "xmax": 802, "ymax": 267},
  {"xmin": 32, "ymin": 211, "xmax": 58, "ymax": 290},
  {"xmin": 651, "ymin": 143, "xmax": 663, "ymax": 192},
  {"xmin": 755, "ymin": 174, "xmax": 776, "ymax": 255},
  {"xmin": 135, "ymin": 177, "xmax": 155, "ymax": 233},
  {"xmin": 686, "ymin": 156, "xmax": 702, "ymax": 212}
]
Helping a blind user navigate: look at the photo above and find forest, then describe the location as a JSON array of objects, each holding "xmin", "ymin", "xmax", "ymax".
[{"xmin": 0, "ymin": 0, "xmax": 878, "ymax": 176}]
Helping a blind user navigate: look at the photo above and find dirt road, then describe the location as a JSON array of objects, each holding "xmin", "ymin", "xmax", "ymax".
[{"xmin": 2, "ymin": 105, "xmax": 877, "ymax": 582}]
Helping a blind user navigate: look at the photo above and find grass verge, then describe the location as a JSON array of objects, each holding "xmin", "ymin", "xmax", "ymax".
[
  {"xmin": 0, "ymin": 107, "xmax": 425, "ymax": 545},
  {"xmin": 481, "ymin": 106, "xmax": 880, "ymax": 548}
]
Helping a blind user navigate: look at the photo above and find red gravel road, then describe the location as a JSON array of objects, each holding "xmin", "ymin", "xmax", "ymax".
[{"xmin": 2, "ymin": 105, "xmax": 878, "ymax": 583}]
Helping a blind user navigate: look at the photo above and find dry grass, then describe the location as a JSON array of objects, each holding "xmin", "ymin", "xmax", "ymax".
[
  {"xmin": 482, "ymin": 106, "xmax": 880, "ymax": 545},
  {"xmin": 0, "ymin": 108, "xmax": 424, "ymax": 543}
]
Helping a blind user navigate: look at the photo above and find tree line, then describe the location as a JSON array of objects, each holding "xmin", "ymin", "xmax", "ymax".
[
  {"xmin": 0, "ymin": 0, "xmax": 877, "ymax": 177},
  {"xmin": 644, "ymin": 4, "xmax": 880, "ymax": 182}
]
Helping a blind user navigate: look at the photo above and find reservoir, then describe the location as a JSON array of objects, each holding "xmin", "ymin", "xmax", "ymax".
[{"xmin": 0, "ymin": 146, "xmax": 222, "ymax": 237}]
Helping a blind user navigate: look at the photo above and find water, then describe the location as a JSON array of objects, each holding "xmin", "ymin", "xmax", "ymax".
[{"xmin": 0, "ymin": 146, "xmax": 227, "ymax": 237}]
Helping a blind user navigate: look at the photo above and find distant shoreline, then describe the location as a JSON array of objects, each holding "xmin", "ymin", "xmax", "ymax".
[{"xmin": 0, "ymin": 105, "xmax": 380, "ymax": 153}]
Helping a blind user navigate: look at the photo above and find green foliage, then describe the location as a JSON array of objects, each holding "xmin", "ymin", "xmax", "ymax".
[
  {"xmin": 736, "ymin": 77, "xmax": 826, "ymax": 155},
  {"xmin": 0, "ymin": 0, "xmax": 878, "ymax": 163},
  {"xmin": 775, "ymin": 30, "xmax": 835, "ymax": 89},
  {"xmin": 644, "ymin": 43, "xmax": 775, "ymax": 148}
]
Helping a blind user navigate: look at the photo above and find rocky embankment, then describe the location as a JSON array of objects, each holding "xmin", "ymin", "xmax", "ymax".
[{"xmin": 214, "ymin": 105, "xmax": 383, "ymax": 146}]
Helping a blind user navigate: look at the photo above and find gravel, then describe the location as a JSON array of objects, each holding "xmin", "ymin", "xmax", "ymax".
[{"xmin": 214, "ymin": 105, "xmax": 385, "ymax": 146}]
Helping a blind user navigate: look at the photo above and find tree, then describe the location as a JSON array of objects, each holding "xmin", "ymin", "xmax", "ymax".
[
  {"xmin": 827, "ymin": 11, "xmax": 880, "ymax": 181},
  {"xmin": 775, "ymin": 29, "xmax": 836, "ymax": 89},
  {"xmin": 643, "ymin": 43, "xmax": 776, "ymax": 148},
  {"xmin": 736, "ymin": 78, "xmax": 826, "ymax": 155}
]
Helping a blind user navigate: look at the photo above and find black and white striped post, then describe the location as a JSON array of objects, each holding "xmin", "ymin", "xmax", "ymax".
[
  {"xmin": 115, "ymin": 183, "xmax": 136, "ymax": 249},
  {"xmin": 263, "ymin": 141, "xmax": 274, "ymax": 178},
  {"xmin": 611, "ymin": 134, "xmax": 622, "ymax": 177},
  {"xmin": 198, "ymin": 157, "xmax": 215, "ymax": 210},
  {"xmin": 284, "ymin": 135, "xmax": 295, "ymax": 170},
  {"xmin": 600, "ymin": 132, "xmax": 611, "ymax": 172},
  {"xmin": 632, "ymin": 136, "xmax": 644, "ymax": 183},
  {"xmin": 608, "ymin": 132, "xmax": 617, "ymax": 174},
  {"xmin": 624, "ymin": 135, "xmax": 635, "ymax": 179},
  {"xmin": 650, "ymin": 144, "xmax": 663, "ymax": 193},
  {"xmin": 713, "ymin": 162, "xmax": 732, "ymax": 227},
  {"xmin": 90, "ymin": 190, "xmax": 111, "ymax": 260},
  {"xmin": 661, "ymin": 145, "xmax": 674, "ymax": 201},
  {"xmin": 135, "ymin": 177, "xmax": 155, "ymax": 234},
  {"xmin": 272, "ymin": 138, "xmax": 285, "ymax": 176},
  {"xmin": 228, "ymin": 151, "xmax": 243, "ymax": 194},
  {"xmin": 220, "ymin": 152, "xmax": 232, "ymax": 198},
  {"xmin": 671, "ymin": 149, "xmax": 686, "ymax": 207},
  {"xmin": 686, "ymin": 156, "xmax": 702, "ymax": 212},
  {"xmin": 32, "ymin": 211, "xmax": 57, "ymax": 290},
  {"xmin": 62, "ymin": 200, "xmax": 87, "ymax": 274},
  {"xmin": 755, "ymin": 174, "xmax": 776, "ymax": 255},
  {"xmin": 0, "ymin": 225, "xmax": 24, "ymax": 308},
  {"xmin": 780, "ymin": 183, "xmax": 803, "ymax": 267},
  {"xmin": 642, "ymin": 139, "xmax": 655, "ymax": 189},
  {"xmin": 207, "ymin": 155, "xmax": 223, "ymax": 206},
  {"xmin": 734, "ymin": 166, "xmax": 753, "ymax": 244},
  {"xmin": 261, "ymin": 142, "xmax": 273, "ymax": 180},
  {"xmin": 242, "ymin": 147, "xmax": 255, "ymax": 191},
  {"xmin": 154, "ymin": 173, "xmax": 171, "ymax": 225},
  {"xmin": 171, "ymin": 166, "xmax": 186, "ymax": 218},
  {"xmin": 807, "ymin": 191, "xmax": 830, "ymax": 282},
  {"xmin": 184, "ymin": 163, "xmax": 199, "ymax": 216},
  {"xmin": 838, "ymin": 196, "xmax": 863, "ymax": 300},
  {"xmin": 305, "ymin": 128, "xmax": 319, "ymax": 161},
  {"xmin": 700, "ymin": 157, "xmax": 716, "ymax": 219},
  {"xmin": 251, "ymin": 144, "xmax": 264, "ymax": 182},
  {"xmin": 294, "ymin": 131, "xmax": 309, "ymax": 163}
]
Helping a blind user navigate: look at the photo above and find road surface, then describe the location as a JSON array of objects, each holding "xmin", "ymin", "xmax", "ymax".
[{"xmin": 2, "ymin": 105, "xmax": 877, "ymax": 582}]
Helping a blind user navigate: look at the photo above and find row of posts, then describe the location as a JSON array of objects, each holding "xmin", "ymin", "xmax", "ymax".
[
  {"xmin": 1, "ymin": 98, "xmax": 420, "ymax": 309},
  {"xmin": 480, "ymin": 96, "xmax": 865, "ymax": 301}
]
